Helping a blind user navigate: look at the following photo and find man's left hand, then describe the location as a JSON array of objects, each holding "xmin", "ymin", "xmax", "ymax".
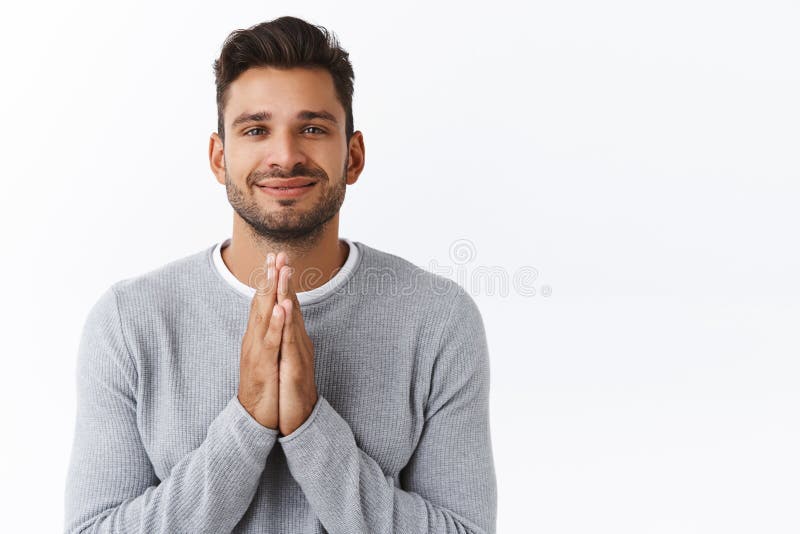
[{"xmin": 274, "ymin": 253, "xmax": 319, "ymax": 437}]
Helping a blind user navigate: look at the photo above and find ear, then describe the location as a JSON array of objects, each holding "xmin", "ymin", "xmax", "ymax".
[
  {"xmin": 345, "ymin": 130, "xmax": 365, "ymax": 186},
  {"xmin": 209, "ymin": 132, "xmax": 226, "ymax": 185}
]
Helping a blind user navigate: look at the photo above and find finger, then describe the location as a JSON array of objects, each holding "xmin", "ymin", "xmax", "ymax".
[
  {"xmin": 278, "ymin": 261, "xmax": 303, "ymax": 322},
  {"xmin": 251, "ymin": 252, "xmax": 277, "ymax": 339},
  {"xmin": 285, "ymin": 266, "xmax": 308, "ymax": 339},
  {"xmin": 279, "ymin": 281, "xmax": 315, "ymax": 367},
  {"xmin": 273, "ymin": 251, "xmax": 287, "ymax": 308},
  {"xmin": 263, "ymin": 303, "xmax": 284, "ymax": 354},
  {"xmin": 277, "ymin": 266, "xmax": 311, "ymax": 350},
  {"xmin": 275, "ymin": 251, "xmax": 287, "ymax": 279},
  {"xmin": 278, "ymin": 264, "xmax": 293, "ymax": 306},
  {"xmin": 289, "ymin": 270, "xmax": 303, "ymax": 321},
  {"xmin": 280, "ymin": 298, "xmax": 296, "ymax": 351}
]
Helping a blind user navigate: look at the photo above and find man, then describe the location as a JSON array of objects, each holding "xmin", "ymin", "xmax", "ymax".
[{"xmin": 64, "ymin": 16, "xmax": 496, "ymax": 534}]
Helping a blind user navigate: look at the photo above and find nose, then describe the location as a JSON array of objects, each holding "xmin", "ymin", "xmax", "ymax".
[{"xmin": 264, "ymin": 128, "xmax": 307, "ymax": 175}]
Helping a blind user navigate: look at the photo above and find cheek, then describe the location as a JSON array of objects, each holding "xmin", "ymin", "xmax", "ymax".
[
  {"xmin": 318, "ymin": 157, "xmax": 345, "ymax": 180},
  {"xmin": 225, "ymin": 149, "xmax": 260, "ymax": 179},
  {"xmin": 227, "ymin": 141, "xmax": 261, "ymax": 163}
]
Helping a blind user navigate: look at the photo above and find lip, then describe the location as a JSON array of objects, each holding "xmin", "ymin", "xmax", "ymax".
[
  {"xmin": 256, "ymin": 183, "xmax": 316, "ymax": 198},
  {"xmin": 256, "ymin": 178, "xmax": 317, "ymax": 188}
]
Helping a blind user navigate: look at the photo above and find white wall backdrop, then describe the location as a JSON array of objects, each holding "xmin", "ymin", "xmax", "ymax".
[{"xmin": 1, "ymin": 1, "xmax": 798, "ymax": 532}]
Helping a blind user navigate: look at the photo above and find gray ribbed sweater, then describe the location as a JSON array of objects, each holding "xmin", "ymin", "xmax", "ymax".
[{"xmin": 64, "ymin": 239, "xmax": 496, "ymax": 534}]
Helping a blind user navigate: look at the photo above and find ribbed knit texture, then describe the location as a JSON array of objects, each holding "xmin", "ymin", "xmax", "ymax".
[{"xmin": 64, "ymin": 240, "xmax": 496, "ymax": 534}]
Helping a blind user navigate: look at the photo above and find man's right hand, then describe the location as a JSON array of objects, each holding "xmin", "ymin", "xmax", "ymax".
[{"xmin": 237, "ymin": 252, "xmax": 284, "ymax": 430}]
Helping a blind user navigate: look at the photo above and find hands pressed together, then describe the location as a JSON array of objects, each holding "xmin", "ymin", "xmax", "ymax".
[{"xmin": 237, "ymin": 251, "xmax": 318, "ymax": 436}]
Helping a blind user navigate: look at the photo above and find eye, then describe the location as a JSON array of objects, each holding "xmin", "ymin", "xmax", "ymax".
[
  {"xmin": 244, "ymin": 127, "xmax": 266, "ymax": 136},
  {"xmin": 303, "ymin": 126, "xmax": 326, "ymax": 135}
]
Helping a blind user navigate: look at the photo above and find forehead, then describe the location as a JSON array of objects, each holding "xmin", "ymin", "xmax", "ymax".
[{"xmin": 224, "ymin": 66, "xmax": 343, "ymax": 126}]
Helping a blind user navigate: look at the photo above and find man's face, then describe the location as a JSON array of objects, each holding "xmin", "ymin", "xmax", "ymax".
[{"xmin": 210, "ymin": 66, "xmax": 360, "ymax": 242}]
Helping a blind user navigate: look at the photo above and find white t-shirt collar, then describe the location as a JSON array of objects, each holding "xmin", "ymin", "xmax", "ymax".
[{"xmin": 211, "ymin": 237, "xmax": 360, "ymax": 305}]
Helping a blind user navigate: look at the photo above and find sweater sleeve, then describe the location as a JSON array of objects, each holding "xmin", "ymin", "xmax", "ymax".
[
  {"xmin": 64, "ymin": 286, "xmax": 279, "ymax": 534},
  {"xmin": 278, "ymin": 287, "xmax": 497, "ymax": 534}
]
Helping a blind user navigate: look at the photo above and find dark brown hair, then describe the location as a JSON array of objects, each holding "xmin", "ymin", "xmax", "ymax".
[{"xmin": 213, "ymin": 16, "xmax": 355, "ymax": 144}]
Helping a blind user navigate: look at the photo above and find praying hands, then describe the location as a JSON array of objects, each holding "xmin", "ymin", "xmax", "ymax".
[{"xmin": 237, "ymin": 252, "xmax": 319, "ymax": 436}]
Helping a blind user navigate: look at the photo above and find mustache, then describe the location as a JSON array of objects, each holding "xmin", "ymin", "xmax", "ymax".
[{"xmin": 248, "ymin": 166, "xmax": 328, "ymax": 186}]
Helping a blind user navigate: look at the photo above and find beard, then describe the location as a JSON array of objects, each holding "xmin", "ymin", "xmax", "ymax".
[{"xmin": 224, "ymin": 156, "xmax": 348, "ymax": 244}]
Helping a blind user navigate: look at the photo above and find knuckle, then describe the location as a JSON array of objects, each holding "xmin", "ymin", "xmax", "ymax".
[
  {"xmin": 289, "ymin": 367, "xmax": 308, "ymax": 382},
  {"xmin": 262, "ymin": 336, "xmax": 281, "ymax": 351},
  {"xmin": 241, "ymin": 336, "xmax": 256, "ymax": 354}
]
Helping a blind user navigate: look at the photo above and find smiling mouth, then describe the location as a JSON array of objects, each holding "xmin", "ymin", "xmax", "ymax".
[
  {"xmin": 256, "ymin": 183, "xmax": 316, "ymax": 198},
  {"xmin": 258, "ymin": 184, "xmax": 315, "ymax": 190}
]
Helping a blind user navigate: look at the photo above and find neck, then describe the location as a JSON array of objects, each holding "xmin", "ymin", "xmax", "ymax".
[{"xmin": 221, "ymin": 212, "xmax": 348, "ymax": 293}]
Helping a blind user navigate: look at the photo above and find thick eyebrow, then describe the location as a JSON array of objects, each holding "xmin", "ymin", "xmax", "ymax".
[{"xmin": 231, "ymin": 109, "xmax": 339, "ymax": 129}]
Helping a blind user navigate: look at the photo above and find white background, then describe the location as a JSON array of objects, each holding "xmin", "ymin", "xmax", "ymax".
[{"xmin": 1, "ymin": 1, "xmax": 798, "ymax": 532}]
